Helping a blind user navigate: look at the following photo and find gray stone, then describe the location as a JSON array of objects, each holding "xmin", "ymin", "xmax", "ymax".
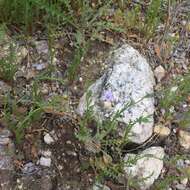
[
  {"xmin": 77, "ymin": 44, "xmax": 155, "ymax": 144},
  {"xmin": 92, "ymin": 183, "xmax": 110, "ymax": 190},
  {"xmin": 180, "ymin": 178, "xmax": 188, "ymax": 186},
  {"xmin": 39, "ymin": 157, "xmax": 51, "ymax": 167},
  {"xmin": 16, "ymin": 46, "xmax": 28, "ymax": 64},
  {"xmin": 0, "ymin": 155, "xmax": 14, "ymax": 170},
  {"xmin": 0, "ymin": 138, "xmax": 10, "ymax": 145},
  {"xmin": 44, "ymin": 133, "xmax": 54, "ymax": 145},
  {"xmin": 41, "ymin": 150, "xmax": 52, "ymax": 157},
  {"xmin": 176, "ymin": 183, "xmax": 186, "ymax": 190},
  {"xmin": 124, "ymin": 146, "xmax": 165, "ymax": 190},
  {"xmin": 0, "ymin": 129, "xmax": 12, "ymax": 138},
  {"xmin": 32, "ymin": 63, "xmax": 47, "ymax": 71},
  {"xmin": 178, "ymin": 130, "xmax": 190, "ymax": 150},
  {"xmin": 176, "ymin": 159, "xmax": 185, "ymax": 168},
  {"xmin": 154, "ymin": 124, "xmax": 171, "ymax": 137},
  {"xmin": 154, "ymin": 65, "xmax": 166, "ymax": 82},
  {"xmin": 35, "ymin": 40, "xmax": 48, "ymax": 54},
  {"xmin": 22, "ymin": 162, "xmax": 39, "ymax": 175}
]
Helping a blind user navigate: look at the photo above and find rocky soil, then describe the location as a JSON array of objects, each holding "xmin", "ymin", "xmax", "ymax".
[{"xmin": 0, "ymin": 1, "xmax": 190, "ymax": 190}]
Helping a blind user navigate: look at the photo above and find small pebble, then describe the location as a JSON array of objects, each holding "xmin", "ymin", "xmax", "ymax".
[
  {"xmin": 17, "ymin": 184, "xmax": 23, "ymax": 190},
  {"xmin": 41, "ymin": 88, "xmax": 49, "ymax": 95},
  {"xmin": 0, "ymin": 138, "xmax": 10, "ymax": 145},
  {"xmin": 178, "ymin": 130, "xmax": 190, "ymax": 149},
  {"xmin": 173, "ymin": 128, "xmax": 177, "ymax": 133},
  {"xmin": 58, "ymin": 165, "xmax": 63, "ymax": 170},
  {"xmin": 39, "ymin": 157, "xmax": 51, "ymax": 167},
  {"xmin": 103, "ymin": 101, "xmax": 112, "ymax": 110},
  {"xmin": 184, "ymin": 160, "xmax": 190, "ymax": 165},
  {"xmin": 0, "ymin": 129, "xmax": 12, "ymax": 138},
  {"xmin": 93, "ymin": 183, "xmax": 110, "ymax": 190},
  {"xmin": 33, "ymin": 63, "xmax": 46, "ymax": 71},
  {"xmin": 154, "ymin": 65, "xmax": 166, "ymax": 82},
  {"xmin": 79, "ymin": 77, "xmax": 83, "ymax": 82},
  {"xmin": 169, "ymin": 106, "xmax": 175, "ymax": 113},
  {"xmin": 182, "ymin": 104, "xmax": 188, "ymax": 108},
  {"xmin": 171, "ymin": 86, "xmax": 178, "ymax": 92},
  {"xmin": 22, "ymin": 162, "xmax": 38, "ymax": 174},
  {"xmin": 52, "ymin": 57, "xmax": 57, "ymax": 65},
  {"xmin": 180, "ymin": 178, "xmax": 188, "ymax": 186},
  {"xmin": 41, "ymin": 150, "xmax": 52, "ymax": 157},
  {"xmin": 176, "ymin": 159, "xmax": 185, "ymax": 168},
  {"xmin": 41, "ymin": 84, "xmax": 49, "ymax": 95},
  {"xmin": 35, "ymin": 40, "xmax": 48, "ymax": 54},
  {"xmin": 175, "ymin": 183, "xmax": 186, "ymax": 190},
  {"xmin": 20, "ymin": 47, "xmax": 28, "ymax": 58},
  {"xmin": 52, "ymin": 85, "xmax": 57, "ymax": 92},
  {"xmin": 66, "ymin": 151, "xmax": 77, "ymax": 156},
  {"xmin": 44, "ymin": 133, "xmax": 54, "ymax": 145},
  {"xmin": 66, "ymin": 140, "xmax": 72, "ymax": 145},
  {"xmin": 154, "ymin": 125, "xmax": 171, "ymax": 137}
]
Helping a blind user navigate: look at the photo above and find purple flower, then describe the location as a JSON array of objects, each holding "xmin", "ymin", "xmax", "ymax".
[{"xmin": 101, "ymin": 90, "xmax": 114, "ymax": 102}]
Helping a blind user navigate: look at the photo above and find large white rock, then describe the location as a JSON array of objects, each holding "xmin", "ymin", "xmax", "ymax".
[
  {"xmin": 124, "ymin": 146, "xmax": 165, "ymax": 190},
  {"xmin": 77, "ymin": 44, "xmax": 155, "ymax": 144}
]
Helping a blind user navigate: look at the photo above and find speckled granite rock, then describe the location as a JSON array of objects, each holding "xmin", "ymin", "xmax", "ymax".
[{"xmin": 77, "ymin": 44, "xmax": 155, "ymax": 144}]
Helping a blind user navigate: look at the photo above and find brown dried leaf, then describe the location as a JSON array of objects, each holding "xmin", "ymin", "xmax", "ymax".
[
  {"xmin": 31, "ymin": 145, "xmax": 38, "ymax": 159},
  {"xmin": 154, "ymin": 44, "xmax": 162, "ymax": 60}
]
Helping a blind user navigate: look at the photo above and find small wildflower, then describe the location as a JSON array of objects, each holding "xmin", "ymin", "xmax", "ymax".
[{"xmin": 101, "ymin": 90, "xmax": 114, "ymax": 102}]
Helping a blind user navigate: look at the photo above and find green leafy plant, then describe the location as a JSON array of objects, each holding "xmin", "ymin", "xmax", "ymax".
[
  {"xmin": 0, "ymin": 25, "xmax": 18, "ymax": 81},
  {"xmin": 144, "ymin": 0, "xmax": 162, "ymax": 38},
  {"xmin": 67, "ymin": 39, "xmax": 87, "ymax": 82},
  {"xmin": 125, "ymin": 4, "xmax": 142, "ymax": 31},
  {"xmin": 159, "ymin": 73, "xmax": 190, "ymax": 120},
  {"xmin": 1, "ymin": 69, "xmax": 67, "ymax": 143},
  {"xmin": 0, "ymin": 0, "xmax": 168, "ymax": 82},
  {"xmin": 0, "ymin": 0, "xmax": 74, "ymax": 33},
  {"xmin": 66, "ymin": 1, "xmax": 115, "ymax": 81},
  {"xmin": 153, "ymin": 154, "xmax": 190, "ymax": 189},
  {"xmin": 0, "ymin": 45, "xmax": 17, "ymax": 82},
  {"xmin": 75, "ymin": 91, "xmax": 152, "ymax": 185},
  {"xmin": 1, "ymin": 0, "xmax": 126, "ymax": 82}
]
